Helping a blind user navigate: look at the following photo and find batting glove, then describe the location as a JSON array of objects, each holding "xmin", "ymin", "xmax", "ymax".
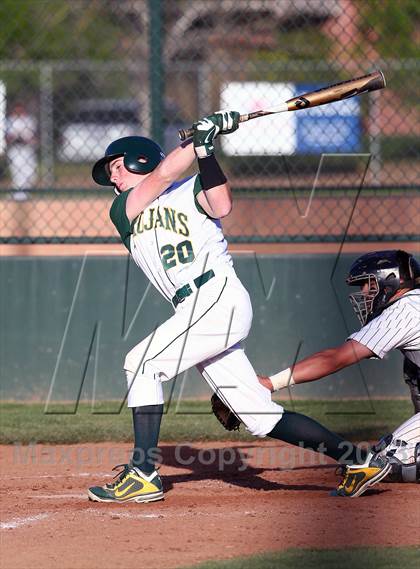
[
  {"xmin": 215, "ymin": 110, "xmax": 240, "ymax": 134},
  {"xmin": 193, "ymin": 111, "xmax": 240, "ymax": 158},
  {"xmin": 193, "ymin": 116, "xmax": 220, "ymax": 158}
]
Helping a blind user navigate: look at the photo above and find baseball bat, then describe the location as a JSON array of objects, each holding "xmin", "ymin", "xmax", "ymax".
[{"xmin": 178, "ymin": 70, "xmax": 386, "ymax": 141}]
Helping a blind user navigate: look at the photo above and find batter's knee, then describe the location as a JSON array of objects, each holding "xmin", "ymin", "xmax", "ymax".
[
  {"xmin": 124, "ymin": 351, "xmax": 151, "ymax": 377},
  {"xmin": 124, "ymin": 369, "xmax": 164, "ymax": 408},
  {"xmin": 124, "ymin": 347, "xmax": 169, "ymax": 381},
  {"xmin": 124, "ymin": 348, "xmax": 140, "ymax": 375}
]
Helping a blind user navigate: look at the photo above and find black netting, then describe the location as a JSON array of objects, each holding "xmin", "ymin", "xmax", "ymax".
[{"xmin": 0, "ymin": 0, "xmax": 418, "ymax": 243}]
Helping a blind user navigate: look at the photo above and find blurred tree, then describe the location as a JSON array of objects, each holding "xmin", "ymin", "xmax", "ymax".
[
  {"xmin": 0, "ymin": 0, "xmax": 126, "ymax": 60},
  {"xmin": 357, "ymin": 0, "xmax": 420, "ymax": 59},
  {"xmin": 0, "ymin": 1, "xmax": 148, "ymax": 107},
  {"xmin": 239, "ymin": 1, "xmax": 335, "ymax": 83},
  {"xmin": 251, "ymin": 21, "xmax": 333, "ymax": 83},
  {"xmin": 356, "ymin": 0, "xmax": 420, "ymax": 110}
]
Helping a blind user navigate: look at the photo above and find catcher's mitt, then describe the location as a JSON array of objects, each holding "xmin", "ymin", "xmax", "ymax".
[{"xmin": 211, "ymin": 393, "xmax": 241, "ymax": 431}]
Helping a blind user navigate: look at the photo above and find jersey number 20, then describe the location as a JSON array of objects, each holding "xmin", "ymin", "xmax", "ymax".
[{"xmin": 160, "ymin": 240, "xmax": 195, "ymax": 270}]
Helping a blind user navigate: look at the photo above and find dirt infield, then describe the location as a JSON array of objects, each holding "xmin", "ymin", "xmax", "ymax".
[{"xmin": 1, "ymin": 441, "xmax": 418, "ymax": 569}]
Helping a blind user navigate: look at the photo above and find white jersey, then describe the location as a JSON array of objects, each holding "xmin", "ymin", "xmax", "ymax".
[
  {"xmin": 348, "ymin": 289, "xmax": 420, "ymax": 366},
  {"xmin": 110, "ymin": 175, "xmax": 233, "ymax": 302}
]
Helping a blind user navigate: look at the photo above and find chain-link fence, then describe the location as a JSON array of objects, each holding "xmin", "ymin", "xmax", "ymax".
[{"xmin": 0, "ymin": 0, "xmax": 419, "ymax": 243}]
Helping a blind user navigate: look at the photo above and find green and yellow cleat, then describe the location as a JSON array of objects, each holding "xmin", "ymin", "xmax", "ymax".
[
  {"xmin": 88, "ymin": 464, "xmax": 164, "ymax": 503},
  {"xmin": 332, "ymin": 456, "xmax": 392, "ymax": 498}
]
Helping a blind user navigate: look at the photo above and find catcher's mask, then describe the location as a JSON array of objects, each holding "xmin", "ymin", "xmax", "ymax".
[
  {"xmin": 92, "ymin": 136, "xmax": 165, "ymax": 194},
  {"xmin": 346, "ymin": 250, "xmax": 420, "ymax": 325}
]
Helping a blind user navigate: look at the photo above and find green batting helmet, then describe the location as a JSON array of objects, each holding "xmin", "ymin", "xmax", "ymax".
[{"xmin": 92, "ymin": 136, "xmax": 165, "ymax": 186}]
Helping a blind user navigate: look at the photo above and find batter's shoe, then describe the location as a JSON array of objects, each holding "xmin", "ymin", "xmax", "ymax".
[
  {"xmin": 88, "ymin": 463, "xmax": 164, "ymax": 503},
  {"xmin": 332, "ymin": 455, "xmax": 392, "ymax": 498}
]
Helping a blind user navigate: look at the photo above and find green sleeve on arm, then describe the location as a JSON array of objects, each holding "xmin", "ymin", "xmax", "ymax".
[
  {"xmin": 109, "ymin": 190, "xmax": 133, "ymax": 252},
  {"xmin": 193, "ymin": 175, "xmax": 209, "ymax": 216}
]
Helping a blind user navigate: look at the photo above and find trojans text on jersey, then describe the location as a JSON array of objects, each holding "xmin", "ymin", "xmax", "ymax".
[{"xmin": 133, "ymin": 206, "xmax": 189, "ymax": 237}]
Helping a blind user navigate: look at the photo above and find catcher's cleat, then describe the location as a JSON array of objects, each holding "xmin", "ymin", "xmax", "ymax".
[
  {"xmin": 332, "ymin": 455, "xmax": 392, "ymax": 498},
  {"xmin": 88, "ymin": 463, "xmax": 164, "ymax": 503}
]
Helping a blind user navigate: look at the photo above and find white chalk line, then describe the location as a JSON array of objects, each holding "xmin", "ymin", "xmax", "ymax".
[
  {"xmin": 85, "ymin": 507, "xmax": 259, "ymax": 520},
  {"xmin": 86, "ymin": 508, "xmax": 162, "ymax": 519},
  {"xmin": 23, "ymin": 493, "xmax": 260, "ymax": 516},
  {"xmin": 0, "ymin": 472, "xmax": 109, "ymax": 481},
  {"xmin": 0, "ymin": 513, "xmax": 51, "ymax": 530},
  {"xmin": 18, "ymin": 493, "xmax": 260, "ymax": 520},
  {"xmin": 0, "ymin": 505, "xmax": 260, "ymax": 530},
  {"xmin": 29, "ymin": 493, "xmax": 87, "ymax": 499}
]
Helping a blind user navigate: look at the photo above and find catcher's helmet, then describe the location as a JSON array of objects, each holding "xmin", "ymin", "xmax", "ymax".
[
  {"xmin": 346, "ymin": 249, "xmax": 420, "ymax": 325},
  {"xmin": 92, "ymin": 136, "xmax": 165, "ymax": 188}
]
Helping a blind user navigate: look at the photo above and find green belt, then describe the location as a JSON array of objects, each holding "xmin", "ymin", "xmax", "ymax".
[{"xmin": 172, "ymin": 270, "xmax": 215, "ymax": 308}]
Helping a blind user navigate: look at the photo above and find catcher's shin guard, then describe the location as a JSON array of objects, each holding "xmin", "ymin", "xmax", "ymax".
[
  {"xmin": 373, "ymin": 414, "xmax": 420, "ymax": 482},
  {"xmin": 387, "ymin": 443, "xmax": 420, "ymax": 483}
]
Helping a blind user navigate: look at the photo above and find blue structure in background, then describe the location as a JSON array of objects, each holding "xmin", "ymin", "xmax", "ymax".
[{"xmin": 296, "ymin": 84, "xmax": 361, "ymax": 154}]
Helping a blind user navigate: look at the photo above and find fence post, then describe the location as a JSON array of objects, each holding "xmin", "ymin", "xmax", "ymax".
[
  {"xmin": 368, "ymin": 89, "xmax": 382, "ymax": 186},
  {"xmin": 39, "ymin": 63, "xmax": 54, "ymax": 187},
  {"xmin": 149, "ymin": 0, "xmax": 164, "ymax": 146},
  {"xmin": 197, "ymin": 62, "xmax": 212, "ymax": 118}
]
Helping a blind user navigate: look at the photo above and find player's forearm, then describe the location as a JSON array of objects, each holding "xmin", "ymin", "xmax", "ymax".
[
  {"xmin": 292, "ymin": 349, "xmax": 350, "ymax": 382},
  {"xmin": 126, "ymin": 141, "xmax": 195, "ymax": 220},
  {"xmin": 266, "ymin": 341, "xmax": 374, "ymax": 391},
  {"xmin": 263, "ymin": 350, "xmax": 345, "ymax": 392},
  {"xmin": 195, "ymin": 154, "xmax": 233, "ymax": 218},
  {"xmin": 155, "ymin": 140, "xmax": 195, "ymax": 185},
  {"xmin": 198, "ymin": 183, "xmax": 232, "ymax": 218}
]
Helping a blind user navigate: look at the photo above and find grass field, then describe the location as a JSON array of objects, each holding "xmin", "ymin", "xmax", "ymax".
[
  {"xmin": 0, "ymin": 399, "xmax": 412, "ymax": 444},
  {"xmin": 181, "ymin": 546, "xmax": 420, "ymax": 569}
]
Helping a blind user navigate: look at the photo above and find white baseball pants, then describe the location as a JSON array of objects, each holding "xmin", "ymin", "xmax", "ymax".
[{"xmin": 123, "ymin": 271, "xmax": 283, "ymax": 437}]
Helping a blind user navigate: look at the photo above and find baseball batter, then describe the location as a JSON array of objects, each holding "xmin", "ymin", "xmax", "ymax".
[
  {"xmin": 88, "ymin": 112, "xmax": 388, "ymax": 503},
  {"xmin": 260, "ymin": 250, "xmax": 420, "ymax": 492}
]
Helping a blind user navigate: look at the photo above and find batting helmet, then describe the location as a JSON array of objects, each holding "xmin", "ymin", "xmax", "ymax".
[
  {"xmin": 92, "ymin": 136, "xmax": 165, "ymax": 188},
  {"xmin": 346, "ymin": 249, "xmax": 420, "ymax": 325}
]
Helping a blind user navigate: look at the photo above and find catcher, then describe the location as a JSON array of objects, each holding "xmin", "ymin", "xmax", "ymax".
[{"xmin": 213, "ymin": 250, "xmax": 419, "ymax": 489}]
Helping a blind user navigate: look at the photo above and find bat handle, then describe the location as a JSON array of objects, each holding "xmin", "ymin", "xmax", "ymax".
[
  {"xmin": 178, "ymin": 127, "xmax": 193, "ymax": 141},
  {"xmin": 178, "ymin": 115, "xmax": 250, "ymax": 141}
]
